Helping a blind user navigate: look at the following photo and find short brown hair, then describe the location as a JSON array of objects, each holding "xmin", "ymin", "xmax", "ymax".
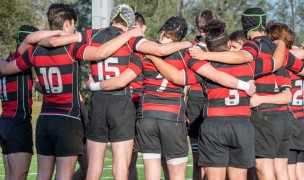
[
  {"xmin": 266, "ymin": 22, "xmax": 294, "ymax": 49},
  {"xmin": 196, "ymin": 9, "xmax": 217, "ymax": 33}
]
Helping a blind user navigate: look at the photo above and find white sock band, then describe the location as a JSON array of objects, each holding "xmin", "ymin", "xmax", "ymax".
[
  {"xmin": 89, "ymin": 82, "xmax": 102, "ymax": 91},
  {"xmin": 142, "ymin": 153, "xmax": 161, "ymax": 160},
  {"xmin": 236, "ymin": 80, "xmax": 250, "ymax": 92},
  {"xmin": 166, "ymin": 157, "xmax": 188, "ymax": 165}
]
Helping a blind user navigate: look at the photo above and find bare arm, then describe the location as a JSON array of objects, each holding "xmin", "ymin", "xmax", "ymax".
[
  {"xmin": 196, "ymin": 63, "xmax": 256, "ymax": 96},
  {"xmin": 38, "ymin": 33, "xmax": 78, "ymax": 47},
  {"xmin": 272, "ymin": 40, "xmax": 286, "ymax": 71},
  {"xmin": 0, "ymin": 60, "xmax": 21, "ymax": 75},
  {"xmin": 138, "ymin": 40, "xmax": 192, "ymax": 56},
  {"xmin": 147, "ymin": 55, "xmax": 185, "ymax": 85},
  {"xmin": 188, "ymin": 45, "xmax": 253, "ymax": 64},
  {"xmin": 88, "ymin": 68, "xmax": 137, "ymax": 91},
  {"xmin": 289, "ymin": 49, "xmax": 304, "ymax": 60},
  {"xmin": 146, "ymin": 55, "xmax": 256, "ymax": 95},
  {"xmin": 250, "ymin": 90, "xmax": 292, "ymax": 107},
  {"xmin": 83, "ymin": 28, "xmax": 143, "ymax": 61},
  {"xmin": 18, "ymin": 30, "xmax": 66, "ymax": 55}
]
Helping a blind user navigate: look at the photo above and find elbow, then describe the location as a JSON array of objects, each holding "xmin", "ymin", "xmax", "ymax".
[
  {"xmin": 285, "ymin": 92, "xmax": 292, "ymax": 104},
  {"xmin": 97, "ymin": 49, "xmax": 108, "ymax": 60},
  {"xmin": 155, "ymin": 48, "xmax": 167, "ymax": 57},
  {"xmin": 48, "ymin": 38, "xmax": 60, "ymax": 47},
  {"xmin": 240, "ymin": 52, "xmax": 252, "ymax": 63},
  {"xmin": 171, "ymin": 77, "xmax": 183, "ymax": 85}
]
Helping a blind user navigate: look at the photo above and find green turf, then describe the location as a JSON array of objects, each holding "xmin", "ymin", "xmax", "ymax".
[{"xmin": 0, "ymin": 102, "xmax": 195, "ymax": 179}]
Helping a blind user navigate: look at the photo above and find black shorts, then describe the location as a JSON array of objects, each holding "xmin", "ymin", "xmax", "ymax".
[
  {"xmin": 36, "ymin": 115, "xmax": 84, "ymax": 157},
  {"xmin": 289, "ymin": 119, "xmax": 304, "ymax": 151},
  {"xmin": 186, "ymin": 97, "xmax": 205, "ymax": 138},
  {"xmin": 251, "ymin": 111, "xmax": 291, "ymax": 158},
  {"xmin": 0, "ymin": 117, "xmax": 33, "ymax": 155},
  {"xmin": 86, "ymin": 94, "xmax": 136, "ymax": 143},
  {"xmin": 198, "ymin": 117, "xmax": 255, "ymax": 168},
  {"xmin": 136, "ymin": 118, "xmax": 188, "ymax": 159},
  {"xmin": 288, "ymin": 150, "xmax": 304, "ymax": 164}
]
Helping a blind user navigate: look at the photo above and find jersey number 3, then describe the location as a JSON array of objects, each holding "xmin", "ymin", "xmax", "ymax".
[{"xmin": 225, "ymin": 89, "xmax": 240, "ymax": 106}]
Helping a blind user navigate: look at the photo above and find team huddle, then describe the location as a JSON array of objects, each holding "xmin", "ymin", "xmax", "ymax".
[{"xmin": 0, "ymin": 2, "xmax": 304, "ymax": 180}]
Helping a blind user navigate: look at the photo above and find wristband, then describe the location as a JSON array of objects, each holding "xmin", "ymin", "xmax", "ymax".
[
  {"xmin": 77, "ymin": 32, "xmax": 82, "ymax": 42},
  {"xmin": 236, "ymin": 80, "xmax": 250, "ymax": 92},
  {"xmin": 89, "ymin": 82, "xmax": 102, "ymax": 91}
]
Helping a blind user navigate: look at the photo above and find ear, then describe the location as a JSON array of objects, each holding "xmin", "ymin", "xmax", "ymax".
[
  {"xmin": 158, "ymin": 31, "xmax": 164, "ymax": 41},
  {"xmin": 62, "ymin": 20, "xmax": 70, "ymax": 32},
  {"xmin": 142, "ymin": 25, "xmax": 147, "ymax": 34}
]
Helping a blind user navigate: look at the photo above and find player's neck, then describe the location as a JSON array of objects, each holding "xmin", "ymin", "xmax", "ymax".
[
  {"xmin": 159, "ymin": 37, "xmax": 173, "ymax": 44},
  {"xmin": 249, "ymin": 31, "xmax": 266, "ymax": 39},
  {"xmin": 112, "ymin": 23, "xmax": 127, "ymax": 32}
]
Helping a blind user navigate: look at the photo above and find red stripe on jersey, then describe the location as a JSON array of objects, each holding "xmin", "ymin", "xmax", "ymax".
[
  {"xmin": 289, "ymin": 70, "xmax": 304, "ymax": 119},
  {"xmin": 14, "ymin": 43, "xmax": 86, "ymax": 119},
  {"xmin": 143, "ymin": 103, "xmax": 181, "ymax": 114},
  {"xmin": 136, "ymin": 49, "xmax": 191, "ymax": 122},
  {"xmin": 204, "ymin": 56, "xmax": 274, "ymax": 117},
  {"xmin": 190, "ymin": 60, "xmax": 208, "ymax": 71},
  {"xmin": 83, "ymin": 26, "xmax": 144, "ymax": 96},
  {"xmin": 240, "ymin": 40, "xmax": 259, "ymax": 57},
  {"xmin": 208, "ymin": 106, "xmax": 251, "ymax": 117},
  {"xmin": 1, "ymin": 52, "xmax": 33, "ymax": 119},
  {"xmin": 188, "ymin": 38, "xmax": 207, "ymax": 98}
]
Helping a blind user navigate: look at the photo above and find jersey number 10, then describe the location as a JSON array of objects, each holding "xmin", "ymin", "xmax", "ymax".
[{"xmin": 40, "ymin": 67, "xmax": 63, "ymax": 94}]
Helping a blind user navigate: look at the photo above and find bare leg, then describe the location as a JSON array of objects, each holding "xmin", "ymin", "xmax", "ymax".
[
  {"xmin": 86, "ymin": 139, "xmax": 107, "ymax": 180},
  {"xmin": 190, "ymin": 137, "xmax": 203, "ymax": 180},
  {"xmin": 204, "ymin": 167, "xmax": 226, "ymax": 180},
  {"xmin": 274, "ymin": 158, "xmax": 289, "ymax": 180},
  {"xmin": 55, "ymin": 156, "xmax": 78, "ymax": 180},
  {"xmin": 167, "ymin": 162, "xmax": 187, "ymax": 180},
  {"xmin": 161, "ymin": 155, "xmax": 170, "ymax": 180},
  {"xmin": 6, "ymin": 152, "xmax": 32, "ymax": 180},
  {"xmin": 111, "ymin": 139, "xmax": 134, "ymax": 180},
  {"xmin": 3, "ymin": 155, "xmax": 10, "ymax": 180},
  {"xmin": 128, "ymin": 151, "xmax": 138, "ymax": 180},
  {"xmin": 247, "ymin": 167, "xmax": 258, "ymax": 180},
  {"xmin": 143, "ymin": 158, "xmax": 162, "ymax": 180},
  {"xmin": 296, "ymin": 162, "xmax": 304, "ymax": 180},
  {"xmin": 227, "ymin": 167, "xmax": 247, "ymax": 180},
  {"xmin": 73, "ymin": 144, "xmax": 88, "ymax": 180},
  {"xmin": 37, "ymin": 154, "xmax": 55, "ymax": 180},
  {"xmin": 288, "ymin": 164, "xmax": 296, "ymax": 180},
  {"xmin": 255, "ymin": 158, "xmax": 276, "ymax": 180}
]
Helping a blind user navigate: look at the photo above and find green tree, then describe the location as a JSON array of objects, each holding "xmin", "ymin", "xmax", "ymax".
[
  {"xmin": 0, "ymin": 0, "xmax": 40, "ymax": 56},
  {"xmin": 271, "ymin": 0, "xmax": 304, "ymax": 46}
]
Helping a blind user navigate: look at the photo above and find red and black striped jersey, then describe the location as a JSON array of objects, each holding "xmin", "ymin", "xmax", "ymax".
[
  {"xmin": 0, "ymin": 52, "xmax": 33, "ymax": 119},
  {"xmin": 81, "ymin": 26, "xmax": 144, "ymax": 96},
  {"xmin": 15, "ymin": 43, "xmax": 88, "ymax": 120},
  {"xmin": 128, "ymin": 48, "xmax": 201, "ymax": 122},
  {"xmin": 188, "ymin": 54, "xmax": 275, "ymax": 117},
  {"xmin": 241, "ymin": 36, "xmax": 304, "ymax": 74},
  {"xmin": 130, "ymin": 53, "xmax": 144, "ymax": 103},
  {"xmin": 288, "ymin": 69, "xmax": 304, "ymax": 119},
  {"xmin": 241, "ymin": 36, "xmax": 292, "ymax": 112},
  {"xmin": 187, "ymin": 36, "xmax": 207, "ymax": 98}
]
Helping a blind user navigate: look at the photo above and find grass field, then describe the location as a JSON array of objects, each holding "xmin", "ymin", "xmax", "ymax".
[{"xmin": 0, "ymin": 102, "xmax": 195, "ymax": 179}]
